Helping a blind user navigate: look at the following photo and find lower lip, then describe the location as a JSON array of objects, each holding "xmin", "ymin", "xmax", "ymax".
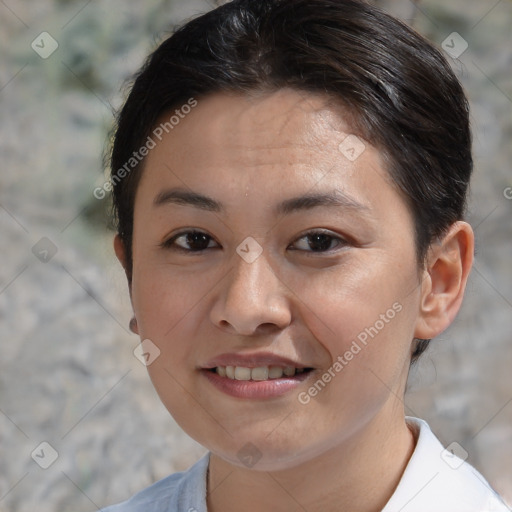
[{"xmin": 201, "ymin": 369, "xmax": 314, "ymax": 399}]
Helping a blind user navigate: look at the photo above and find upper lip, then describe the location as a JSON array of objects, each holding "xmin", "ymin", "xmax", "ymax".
[{"xmin": 201, "ymin": 352, "xmax": 312, "ymax": 370}]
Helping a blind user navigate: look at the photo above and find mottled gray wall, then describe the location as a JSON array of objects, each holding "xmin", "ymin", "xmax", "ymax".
[{"xmin": 0, "ymin": 1, "xmax": 510, "ymax": 510}]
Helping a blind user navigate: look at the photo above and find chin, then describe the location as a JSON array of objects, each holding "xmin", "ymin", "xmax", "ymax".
[{"xmin": 207, "ymin": 432, "xmax": 326, "ymax": 472}]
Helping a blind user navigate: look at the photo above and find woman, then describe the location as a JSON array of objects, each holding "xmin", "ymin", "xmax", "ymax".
[{"xmin": 100, "ymin": 0, "xmax": 510, "ymax": 510}]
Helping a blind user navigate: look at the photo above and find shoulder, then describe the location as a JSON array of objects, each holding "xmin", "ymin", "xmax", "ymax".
[
  {"xmin": 383, "ymin": 418, "xmax": 510, "ymax": 512},
  {"xmin": 98, "ymin": 452, "xmax": 210, "ymax": 512}
]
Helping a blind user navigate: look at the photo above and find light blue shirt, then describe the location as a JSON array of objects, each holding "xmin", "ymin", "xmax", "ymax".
[{"xmin": 99, "ymin": 418, "xmax": 510, "ymax": 512}]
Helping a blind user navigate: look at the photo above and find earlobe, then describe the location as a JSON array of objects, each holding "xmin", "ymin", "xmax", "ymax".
[
  {"xmin": 414, "ymin": 221, "xmax": 474, "ymax": 340},
  {"xmin": 129, "ymin": 316, "xmax": 139, "ymax": 334},
  {"xmin": 114, "ymin": 234, "xmax": 138, "ymax": 334}
]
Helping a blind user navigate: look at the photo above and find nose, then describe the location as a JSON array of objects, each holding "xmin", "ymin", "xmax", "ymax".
[{"xmin": 210, "ymin": 248, "xmax": 292, "ymax": 336}]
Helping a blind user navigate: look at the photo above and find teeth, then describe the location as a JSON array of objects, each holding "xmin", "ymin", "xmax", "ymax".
[
  {"xmin": 214, "ymin": 365, "xmax": 307, "ymax": 380},
  {"xmin": 251, "ymin": 366, "xmax": 269, "ymax": 381},
  {"xmin": 234, "ymin": 366, "xmax": 251, "ymax": 381},
  {"xmin": 283, "ymin": 366, "xmax": 295, "ymax": 376},
  {"xmin": 268, "ymin": 366, "xmax": 283, "ymax": 379}
]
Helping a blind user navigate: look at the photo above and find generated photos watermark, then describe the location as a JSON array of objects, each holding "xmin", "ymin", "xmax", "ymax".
[
  {"xmin": 94, "ymin": 97, "xmax": 198, "ymax": 200},
  {"xmin": 298, "ymin": 301, "xmax": 403, "ymax": 405}
]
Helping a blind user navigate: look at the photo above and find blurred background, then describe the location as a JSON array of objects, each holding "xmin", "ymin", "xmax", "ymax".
[{"xmin": 0, "ymin": 0, "xmax": 511, "ymax": 510}]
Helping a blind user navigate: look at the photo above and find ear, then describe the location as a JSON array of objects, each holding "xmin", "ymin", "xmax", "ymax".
[
  {"xmin": 414, "ymin": 221, "xmax": 474, "ymax": 340},
  {"xmin": 114, "ymin": 234, "xmax": 138, "ymax": 334},
  {"xmin": 114, "ymin": 234, "xmax": 132, "ymax": 285}
]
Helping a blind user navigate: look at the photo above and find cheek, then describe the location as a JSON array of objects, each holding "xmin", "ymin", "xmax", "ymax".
[
  {"xmin": 286, "ymin": 257, "xmax": 419, "ymax": 354},
  {"xmin": 288, "ymin": 257, "xmax": 421, "ymax": 413},
  {"xmin": 130, "ymin": 262, "xmax": 216, "ymax": 424},
  {"xmin": 131, "ymin": 260, "xmax": 214, "ymax": 336},
  {"xmin": 291, "ymin": 264, "xmax": 419, "ymax": 436}
]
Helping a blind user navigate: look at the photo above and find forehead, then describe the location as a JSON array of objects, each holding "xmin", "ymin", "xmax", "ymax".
[
  {"xmin": 135, "ymin": 89, "xmax": 407, "ymax": 225},
  {"xmin": 183, "ymin": 89, "xmax": 347, "ymax": 151},
  {"xmin": 142, "ymin": 90, "xmax": 385, "ymax": 185}
]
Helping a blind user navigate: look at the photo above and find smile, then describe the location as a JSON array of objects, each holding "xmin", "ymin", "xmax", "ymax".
[
  {"xmin": 211, "ymin": 365, "xmax": 313, "ymax": 381},
  {"xmin": 202, "ymin": 366, "xmax": 315, "ymax": 399}
]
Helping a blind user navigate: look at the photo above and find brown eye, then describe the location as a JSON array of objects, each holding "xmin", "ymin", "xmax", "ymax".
[
  {"xmin": 163, "ymin": 231, "xmax": 218, "ymax": 252},
  {"xmin": 291, "ymin": 231, "xmax": 347, "ymax": 253}
]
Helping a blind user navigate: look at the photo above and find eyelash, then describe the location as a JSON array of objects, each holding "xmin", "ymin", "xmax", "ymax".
[{"xmin": 160, "ymin": 229, "xmax": 348, "ymax": 255}]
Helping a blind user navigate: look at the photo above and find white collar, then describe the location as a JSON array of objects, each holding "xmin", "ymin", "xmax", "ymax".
[{"xmin": 381, "ymin": 417, "xmax": 509, "ymax": 511}]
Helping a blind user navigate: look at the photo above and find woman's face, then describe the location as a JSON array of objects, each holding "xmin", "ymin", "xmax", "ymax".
[{"xmin": 128, "ymin": 89, "xmax": 425, "ymax": 470}]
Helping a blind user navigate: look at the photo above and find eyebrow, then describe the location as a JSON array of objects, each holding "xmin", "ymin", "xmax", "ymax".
[{"xmin": 153, "ymin": 187, "xmax": 370, "ymax": 215}]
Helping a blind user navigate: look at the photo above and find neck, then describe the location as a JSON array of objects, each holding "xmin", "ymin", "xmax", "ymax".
[{"xmin": 207, "ymin": 408, "xmax": 416, "ymax": 512}]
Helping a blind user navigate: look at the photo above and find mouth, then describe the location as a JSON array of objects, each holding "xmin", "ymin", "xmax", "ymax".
[
  {"xmin": 206, "ymin": 365, "xmax": 315, "ymax": 381},
  {"xmin": 200, "ymin": 352, "xmax": 317, "ymax": 398},
  {"xmin": 200, "ymin": 353, "xmax": 317, "ymax": 399}
]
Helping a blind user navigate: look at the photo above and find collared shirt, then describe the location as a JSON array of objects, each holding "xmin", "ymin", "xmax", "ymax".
[{"xmin": 99, "ymin": 417, "xmax": 510, "ymax": 512}]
